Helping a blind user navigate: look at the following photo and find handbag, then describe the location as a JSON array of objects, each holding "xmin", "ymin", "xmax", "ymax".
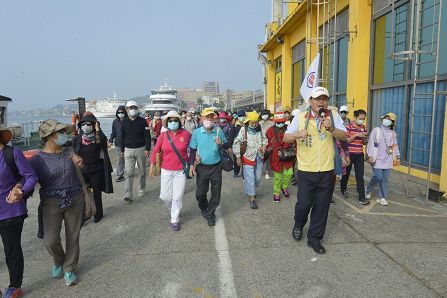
[
  {"xmin": 73, "ymin": 160, "xmax": 97, "ymax": 219},
  {"xmin": 240, "ymin": 125, "xmax": 248, "ymax": 157},
  {"xmin": 166, "ymin": 132, "xmax": 193, "ymax": 179},
  {"xmin": 217, "ymin": 127, "xmax": 234, "ymax": 172},
  {"xmin": 153, "ymin": 133, "xmax": 164, "ymax": 177},
  {"xmin": 274, "ymin": 126, "xmax": 296, "ymax": 161}
]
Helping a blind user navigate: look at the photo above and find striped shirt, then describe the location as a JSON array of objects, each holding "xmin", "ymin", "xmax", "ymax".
[{"xmin": 346, "ymin": 122, "xmax": 367, "ymax": 154}]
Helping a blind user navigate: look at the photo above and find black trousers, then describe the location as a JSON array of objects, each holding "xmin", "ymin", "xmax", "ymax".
[
  {"xmin": 233, "ymin": 153, "xmax": 240, "ymax": 176},
  {"xmin": 340, "ymin": 153, "xmax": 366, "ymax": 201},
  {"xmin": 294, "ymin": 170, "xmax": 334, "ymax": 245},
  {"xmin": 196, "ymin": 162, "xmax": 222, "ymax": 219},
  {"xmin": 83, "ymin": 171, "xmax": 104, "ymax": 220},
  {"xmin": 0, "ymin": 219, "xmax": 24, "ymax": 288}
]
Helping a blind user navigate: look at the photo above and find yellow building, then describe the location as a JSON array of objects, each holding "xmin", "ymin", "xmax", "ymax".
[{"xmin": 259, "ymin": 0, "xmax": 447, "ymax": 196}]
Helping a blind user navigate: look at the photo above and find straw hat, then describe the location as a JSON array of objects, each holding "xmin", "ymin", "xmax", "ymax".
[
  {"xmin": 381, "ymin": 112, "xmax": 397, "ymax": 122},
  {"xmin": 243, "ymin": 111, "xmax": 260, "ymax": 123},
  {"xmin": 38, "ymin": 119, "xmax": 73, "ymax": 138},
  {"xmin": 0, "ymin": 125, "xmax": 13, "ymax": 145},
  {"xmin": 162, "ymin": 110, "xmax": 182, "ymax": 127}
]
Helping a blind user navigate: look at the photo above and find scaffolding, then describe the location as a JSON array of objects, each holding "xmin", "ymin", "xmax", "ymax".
[{"xmin": 389, "ymin": 0, "xmax": 444, "ymax": 206}]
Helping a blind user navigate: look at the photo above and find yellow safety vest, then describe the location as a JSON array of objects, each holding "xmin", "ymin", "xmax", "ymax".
[{"xmin": 296, "ymin": 111, "xmax": 335, "ymax": 172}]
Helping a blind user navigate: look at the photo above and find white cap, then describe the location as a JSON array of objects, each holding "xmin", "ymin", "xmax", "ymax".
[
  {"xmin": 126, "ymin": 101, "xmax": 138, "ymax": 108},
  {"xmin": 340, "ymin": 105, "xmax": 349, "ymax": 112},
  {"xmin": 310, "ymin": 87, "xmax": 329, "ymax": 99}
]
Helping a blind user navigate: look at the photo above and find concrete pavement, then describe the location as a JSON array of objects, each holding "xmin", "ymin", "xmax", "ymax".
[{"xmin": 1, "ymin": 167, "xmax": 447, "ymax": 297}]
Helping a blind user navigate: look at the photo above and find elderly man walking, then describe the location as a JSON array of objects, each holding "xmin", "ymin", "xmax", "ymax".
[
  {"xmin": 188, "ymin": 108, "xmax": 227, "ymax": 227},
  {"xmin": 284, "ymin": 87, "xmax": 347, "ymax": 254}
]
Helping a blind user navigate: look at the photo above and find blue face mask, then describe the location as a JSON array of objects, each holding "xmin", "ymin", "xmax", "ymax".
[
  {"xmin": 55, "ymin": 132, "xmax": 70, "ymax": 146},
  {"xmin": 276, "ymin": 123, "xmax": 285, "ymax": 128},
  {"xmin": 168, "ymin": 121, "xmax": 179, "ymax": 131}
]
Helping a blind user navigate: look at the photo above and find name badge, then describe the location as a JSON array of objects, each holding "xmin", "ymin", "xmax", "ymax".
[
  {"xmin": 319, "ymin": 132, "xmax": 327, "ymax": 140},
  {"xmin": 386, "ymin": 146, "xmax": 393, "ymax": 155}
]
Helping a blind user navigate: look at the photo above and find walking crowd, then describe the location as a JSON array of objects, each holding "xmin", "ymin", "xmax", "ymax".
[{"xmin": 0, "ymin": 87, "xmax": 402, "ymax": 297}]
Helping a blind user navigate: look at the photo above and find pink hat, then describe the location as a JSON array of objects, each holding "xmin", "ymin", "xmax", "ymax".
[{"xmin": 218, "ymin": 112, "xmax": 228, "ymax": 119}]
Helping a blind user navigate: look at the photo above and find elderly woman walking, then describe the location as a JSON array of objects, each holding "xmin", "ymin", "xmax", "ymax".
[
  {"xmin": 30, "ymin": 119, "xmax": 85, "ymax": 286},
  {"xmin": 149, "ymin": 111, "xmax": 192, "ymax": 231},
  {"xmin": 0, "ymin": 125, "xmax": 38, "ymax": 298},
  {"xmin": 366, "ymin": 112, "xmax": 401, "ymax": 206},
  {"xmin": 266, "ymin": 112, "xmax": 296, "ymax": 203},
  {"xmin": 73, "ymin": 114, "xmax": 113, "ymax": 223},
  {"xmin": 233, "ymin": 111, "xmax": 267, "ymax": 209}
]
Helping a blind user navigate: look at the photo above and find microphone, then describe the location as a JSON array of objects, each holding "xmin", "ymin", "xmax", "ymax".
[{"xmin": 318, "ymin": 108, "xmax": 326, "ymax": 119}]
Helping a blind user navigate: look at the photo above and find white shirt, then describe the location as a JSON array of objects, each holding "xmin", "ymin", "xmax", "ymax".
[{"xmin": 286, "ymin": 110, "xmax": 347, "ymax": 134}]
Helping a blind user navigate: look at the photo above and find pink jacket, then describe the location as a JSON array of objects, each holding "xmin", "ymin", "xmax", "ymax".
[{"xmin": 150, "ymin": 129, "xmax": 191, "ymax": 171}]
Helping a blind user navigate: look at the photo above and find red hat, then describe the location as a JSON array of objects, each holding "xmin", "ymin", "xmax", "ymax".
[
  {"xmin": 272, "ymin": 112, "xmax": 287, "ymax": 123},
  {"xmin": 218, "ymin": 112, "xmax": 227, "ymax": 119}
]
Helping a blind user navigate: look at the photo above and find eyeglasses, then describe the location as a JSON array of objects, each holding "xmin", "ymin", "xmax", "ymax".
[{"xmin": 167, "ymin": 120, "xmax": 179, "ymax": 123}]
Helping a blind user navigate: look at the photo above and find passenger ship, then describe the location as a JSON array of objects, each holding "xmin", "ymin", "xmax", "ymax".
[
  {"xmin": 87, "ymin": 94, "xmax": 128, "ymax": 118},
  {"xmin": 144, "ymin": 83, "xmax": 181, "ymax": 113}
]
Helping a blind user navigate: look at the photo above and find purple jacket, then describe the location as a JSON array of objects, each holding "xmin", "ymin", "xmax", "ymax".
[
  {"xmin": 366, "ymin": 126, "xmax": 400, "ymax": 169},
  {"xmin": 0, "ymin": 147, "xmax": 38, "ymax": 221}
]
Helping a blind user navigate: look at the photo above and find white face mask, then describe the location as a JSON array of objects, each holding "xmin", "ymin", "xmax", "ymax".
[
  {"xmin": 276, "ymin": 122, "xmax": 285, "ymax": 128},
  {"xmin": 382, "ymin": 119, "xmax": 392, "ymax": 127},
  {"xmin": 261, "ymin": 115, "xmax": 269, "ymax": 120},
  {"xmin": 128, "ymin": 109, "xmax": 138, "ymax": 117},
  {"xmin": 117, "ymin": 113, "xmax": 125, "ymax": 119},
  {"xmin": 203, "ymin": 119, "xmax": 214, "ymax": 128},
  {"xmin": 81, "ymin": 125, "xmax": 93, "ymax": 134},
  {"xmin": 238, "ymin": 117, "xmax": 245, "ymax": 122},
  {"xmin": 356, "ymin": 119, "xmax": 364, "ymax": 125}
]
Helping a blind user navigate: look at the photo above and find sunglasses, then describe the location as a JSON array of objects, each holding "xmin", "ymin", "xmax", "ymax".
[
  {"xmin": 167, "ymin": 119, "xmax": 179, "ymax": 123},
  {"xmin": 340, "ymin": 111, "xmax": 348, "ymax": 114},
  {"xmin": 82, "ymin": 123, "xmax": 93, "ymax": 126}
]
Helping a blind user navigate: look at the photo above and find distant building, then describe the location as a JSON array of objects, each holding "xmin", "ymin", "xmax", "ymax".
[
  {"xmin": 177, "ymin": 88, "xmax": 203, "ymax": 108},
  {"xmin": 232, "ymin": 90, "xmax": 264, "ymax": 112},
  {"xmin": 203, "ymin": 82, "xmax": 219, "ymax": 95},
  {"xmin": 224, "ymin": 90, "xmax": 256, "ymax": 110}
]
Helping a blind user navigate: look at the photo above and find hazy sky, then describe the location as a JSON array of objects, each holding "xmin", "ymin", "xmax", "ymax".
[{"xmin": 1, "ymin": 1, "xmax": 270, "ymax": 110}]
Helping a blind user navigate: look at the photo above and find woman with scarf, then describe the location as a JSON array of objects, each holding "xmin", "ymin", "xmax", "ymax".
[
  {"xmin": 233, "ymin": 111, "xmax": 267, "ymax": 209},
  {"xmin": 29, "ymin": 119, "xmax": 84, "ymax": 286},
  {"xmin": 266, "ymin": 112, "xmax": 296, "ymax": 203},
  {"xmin": 365, "ymin": 112, "xmax": 400, "ymax": 206},
  {"xmin": 73, "ymin": 114, "xmax": 113, "ymax": 223}
]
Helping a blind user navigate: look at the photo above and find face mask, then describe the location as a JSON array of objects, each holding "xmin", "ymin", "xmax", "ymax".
[
  {"xmin": 203, "ymin": 119, "xmax": 214, "ymax": 128},
  {"xmin": 261, "ymin": 115, "xmax": 269, "ymax": 120},
  {"xmin": 186, "ymin": 116, "xmax": 192, "ymax": 120},
  {"xmin": 219, "ymin": 119, "xmax": 227, "ymax": 124},
  {"xmin": 55, "ymin": 132, "xmax": 70, "ymax": 146},
  {"xmin": 117, "ymin": 113, "xmax": 125, "ymax": 119},
  {"xmin": 276, "ymin": 122, "xmax": 285, "ymax": 128},
  {"xmin": 81, "ymin": 125, "xmax": 93, "ymax": 134},
  {"xmin": 168, "ymin": 122, "xmax": 179, "ymax": 131},
  {"xmin": 154, "ymin": 116, "xmax": 160, "ymax": 120},
  {"xmin": 128, "ymin": 109, "xmax": 138, "ymax": 117},
  {"xmin": 382, "ymin": 119, "xmax": 392, "ymax": 127},
  {"xmin": 356, "ymin": 119, "xmax": 364, "ymax": 125},
  {"xmin": 233, "ymin": 114, "xmax": 237, "ymax": 118},
  {"xmin": 238, "ymin": 117, "xmax": 245, "ymax": 122}
]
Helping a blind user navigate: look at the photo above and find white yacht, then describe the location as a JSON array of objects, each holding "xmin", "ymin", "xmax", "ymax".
[
  {"xmin": 144, "ymin": 83, "xmax": 181, "ymax": 113},
  {"xmin": 87, "ymin": 94, "xmax": 128, "ymax": 118}
]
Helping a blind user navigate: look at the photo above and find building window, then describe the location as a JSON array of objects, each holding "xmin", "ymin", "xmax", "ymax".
[
  {"xmin": 319, "ymin": 9, "xmax": 349, "ymax": 106},
  {"xmin": 292, "ymin": 40, "xmax": 306, "ymax": 105}
]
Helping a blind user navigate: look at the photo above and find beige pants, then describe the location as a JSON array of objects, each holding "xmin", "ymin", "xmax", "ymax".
[{"xmin": 42, "ymin": 193, "xmax": 84, "ymax": 273}]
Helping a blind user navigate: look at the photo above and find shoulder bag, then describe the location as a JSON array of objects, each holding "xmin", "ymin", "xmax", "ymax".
[
  {"xmin": 72, "ymin": 158, "xmax": 96, "ymax": 219},
  {"xmin": 216, "ymin": 127, "xmax": 234, "ymax": 172},
  {"xmin": 153, "ymin": 133, "xmax": 164, "ymax": 177}
]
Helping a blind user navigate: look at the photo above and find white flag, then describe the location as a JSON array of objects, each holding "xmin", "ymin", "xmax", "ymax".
[{"xmin": 300, "ymin": 53, "xmax": 320, "ymax": 102}]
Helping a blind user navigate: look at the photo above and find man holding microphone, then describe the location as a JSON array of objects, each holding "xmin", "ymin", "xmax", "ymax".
[{"xmin": 284, "ymin": 87, "xmax": 347, "ymax": 254}]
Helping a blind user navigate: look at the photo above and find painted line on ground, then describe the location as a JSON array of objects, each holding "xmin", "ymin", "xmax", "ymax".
[
  {"xmin": 214, "ymin": 207, "xmax": 237, "ymax": 298},
  {"xmin": 386, "ymin": 200, "xmax": 444, "ymax": 214},
  {"xmin": 367, "ymin": 212, "xmax": 447, "ymax": 218}
]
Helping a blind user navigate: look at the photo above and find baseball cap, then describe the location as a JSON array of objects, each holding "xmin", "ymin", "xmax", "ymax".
[
  {"xmin": 310, "ymin": 87, "xmax": 329, "ymax": 99},
  {"xmin": 126, "ymin": 101, "xmax": 138, "ymax": 108},
  {"xmin": 340, "ymin": 105, "xmax": 349, "ymax": 112}
]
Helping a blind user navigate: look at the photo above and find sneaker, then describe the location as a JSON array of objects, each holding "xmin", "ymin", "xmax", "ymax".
[
  {"xmin": 291, "ymin": 177, "xmax": 297, "ymax": 186},
  {"xmin": 138, "ymin": 190, "xmax": 146, "ymax": 197},
  {"xmin": 377, "ymin": 198, "xmax": 389, "ymax": 206},
  {"xmin": 207, "ymin": 217, "xmax": 216, "ymax": 226},
  {"xmin": 281, "ymin": 188, "xmax": 290, "ymax": 199},
  {"xmin": 116, "ymin": 175, "xmax": 125, "ymax": 182},
  {"xmin": 250, "ymin": 200, "xmax": 258, "ymax": 209},
  {"xmin": 233, "ymin": 173, "xmax": 238, "ymax": 178},
  {"xmin": 51, "ymin": 265, "xmax": 63, "ymax": 278},
  {"xmin": 171, "ymin": 222, "xmax": 181, "ymax": 231},
  {"xmin": 365, "ymin": 186, "xmax": 371, "ymax": 199},
  {"xmin": 273, "ymin": 195, "xmax": 280, "ymax": 203},
  {"xmin": 123, "ymin": 197, "xmax": 133, "ymax": 203},
  {"xmin": 341, "ymin": 190, "xmax": 348, "ymax": 199},
  {"xmin": 2, "ymin": 287, "xmax": 22, "ymax": 298},
  {"xmin": 201, "ymin": 209, "xmax": 209, "ymax": 219},
  {"xmin": 358, "ymin": 200, "xmax": 370, "ymax": 205},
  {"xmin": 264, "ymin": 173, "xmax": 271, "ymax": 180},
  {"xmin": 64, "ymin": 272, "xmax": 78, "ymax": 286}
]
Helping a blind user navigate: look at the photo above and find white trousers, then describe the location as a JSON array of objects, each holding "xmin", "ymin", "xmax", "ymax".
[{"xmin": 160, "ymin": 168, "xmax": 186, "ymax": 223}]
